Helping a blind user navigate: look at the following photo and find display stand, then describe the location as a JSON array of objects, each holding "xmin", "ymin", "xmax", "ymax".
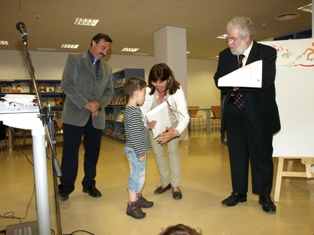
[
  {"xmin": 261, "ymin": 39, "xmax": 314, "ymax": 202},
  {"xmin": 0, "ymin": 111, "xmax": 51, "ymax": 235}
]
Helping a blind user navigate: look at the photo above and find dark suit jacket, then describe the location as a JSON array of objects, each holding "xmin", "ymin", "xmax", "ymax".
[
  {"xmin": 61, "ymin": 51, "xmax": 114, "ymax": 130},
  {"xmin": 214, "ymin": 41, "xmax": 280, "ymax": 138}
]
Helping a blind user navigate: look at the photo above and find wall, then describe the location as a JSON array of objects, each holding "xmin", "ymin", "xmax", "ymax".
[{"xmin": 0, "ymin": 50, "xmax": 221, "ymax": 114}]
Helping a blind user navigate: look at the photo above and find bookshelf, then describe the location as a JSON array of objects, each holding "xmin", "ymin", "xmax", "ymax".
[
  {"xmin": 104, "ymin": 68, "xmax": 145, "ymax": 143},
  {"xmin": 0, "ymin": 79, "xmax": 64, "ymax": 110}
]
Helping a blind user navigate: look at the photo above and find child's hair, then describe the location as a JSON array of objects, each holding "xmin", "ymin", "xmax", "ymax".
[
  {"xmin": 123, "ymin": 76, "xmax": 146, "ymax": 99},
  {"xmin": 159, "ymin": 224, "xmax": 202, "ymax": 235}
]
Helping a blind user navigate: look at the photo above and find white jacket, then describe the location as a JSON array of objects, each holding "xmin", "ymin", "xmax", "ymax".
[{"xmin": 140, "ymin": 86, "xmax": 190, "ymax": 135}]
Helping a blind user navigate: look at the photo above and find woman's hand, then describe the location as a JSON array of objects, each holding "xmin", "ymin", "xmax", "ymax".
[
  {"xmin": 157, "ymin": 127, "xmax": 179, "ymax": 144},
  {"xmin": 147, "ymin": 120, "xmax": 157, "ymax": 129}
]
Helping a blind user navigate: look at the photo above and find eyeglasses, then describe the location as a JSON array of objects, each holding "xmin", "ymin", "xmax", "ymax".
[
  {"xmin": 226, "ymin": 37, "xmax": 239, "ymax": 43},
  {"xmin": 151, "ymin": 80, "xmax": 168, "ymax": 86},
  {"xmin": 163, "ymin": 98, "xmax": 185, "ymax": 118}
]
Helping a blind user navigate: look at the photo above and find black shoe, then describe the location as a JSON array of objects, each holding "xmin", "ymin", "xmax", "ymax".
[
  {"xmin": 126, "ymin": 202, "xmax": 146, "ymax": 219},
  {"xmin": 137, "ymin": 196, "xmax": 154, "ymax": 208},
  {"xmin": 221, "ymin": 192, "xmax": 247, "ymax": 206},
  {"xmin": 58, "ymin": 187, "xmax": 69, "ymax": 201},
  {"xmin": 172, "ymin": 188, "xmax": 182, "ymax": 200},
  {"xmin": 83, "ymin": 186, "xmax": 102, "ymax": 198},
  {"xmin": 154, "ymin": 183, "xmax": 172, "ymax": 195},
  {"xmin": 259, "ymin": 195, "xmax": 276, "ymax": 213}
]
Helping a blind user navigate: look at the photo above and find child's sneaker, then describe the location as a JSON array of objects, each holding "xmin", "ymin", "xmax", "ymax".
[
  {"xmin": 126, "ymin": 202, "xmax": 146, "ymax": 219},
  {"xmin": 137, "ymin": 196, "xmax": 154, "ymax": 208}
]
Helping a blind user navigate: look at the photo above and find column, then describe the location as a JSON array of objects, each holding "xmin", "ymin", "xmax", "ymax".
[{"xmin": 154, "ymin": 26, "xmax": 188, "ymax": 140}]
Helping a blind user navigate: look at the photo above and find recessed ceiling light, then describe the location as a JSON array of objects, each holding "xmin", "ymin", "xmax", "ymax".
[
  {"xmin": 298, "ymin": 3, "xmax": 312, "ymax": 13},
  {"xmin": 133, "ymin": 52, "xmax": 149, "ymax": 56},
  {"xmin": 37, "ymin": 47, "xmax": 56, "ymax": 51},
  {"xmin": 186, "ymin": 51, "xmax": 190, "ymax": 54},
  {"xmin": 217, "ymin": 34, "xmax": 227, "ymax": 39},
  {"xmin": 121, "ymin": 48, "xmax": 139, "ymax": 52},
  {"xmin": 74, "ymin": 18, "xmax": 99, "ymax": 26},
  {"xmin": 61, "ymin": 44, "xmax": 79, "ymax": 49},
  {"xmin": 0, "ymin": 41, "xmax": 9, "ymax": 45},
  {"xmin": 276, "ymin": 12, "xmax": 299, "ymax": 21}
]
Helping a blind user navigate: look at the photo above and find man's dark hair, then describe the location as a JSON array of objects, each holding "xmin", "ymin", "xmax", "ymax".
[{"xmin": 91, "ymin": 33, "xmax": 113, "ymax": 47}]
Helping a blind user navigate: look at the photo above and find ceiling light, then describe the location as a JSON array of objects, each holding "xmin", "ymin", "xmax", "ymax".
[
  {"xmin": 298, "ymin": 3, "xmax": 312, "ymax": 13},
  {"xmin": 74, "ymin": 18, "xmax": 99, "ymax": 26},
  {"xmin": 37, "ymin": 47, "xmax": 56, "ymax": 51},
  {"xmin": 121, "ymin": 48, "xmax": 139, "ymax": 52},
  {"xmin": 0, "ymin": 41, "xmax": 9, "ymax": 45},
  {"xmin": 186, "ymin": 51, "xmax": 190, "ymax": 54},
  {"xmin": 217, "ymin": 34, "xmax": 227, "ymax": 39},
  {"xmin": 276, "ymin": 12, "xmax": 299, "ymax": 21},
  {"xmin": 61, "ymin": 44, "xmax": 79, "ymax": 49}
]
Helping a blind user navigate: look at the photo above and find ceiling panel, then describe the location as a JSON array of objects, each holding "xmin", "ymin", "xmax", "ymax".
[{"xmin": 0, "ymin": 0, "xmax": 312, "ymax": 59}]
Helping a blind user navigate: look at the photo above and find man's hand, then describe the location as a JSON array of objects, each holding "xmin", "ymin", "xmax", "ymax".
[{"xmin": 84, "ymin": 101, "xmax": 100, "ymax": 113}]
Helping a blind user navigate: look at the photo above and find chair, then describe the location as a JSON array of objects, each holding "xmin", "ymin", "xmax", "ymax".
[
  {"xmin": 211, "ymin": 106, "xmax": 221, "ymax": 130},
  {"xmin": 0, "ymin": 121, "xmax": 7, "ymax": 150},
  {"xmin": 53, "ymin": 111, "xmax": 63, "ymax": 134},
  {"xmin": 188, "ymin": 106, "xmax": 205, "ymax": 129}
]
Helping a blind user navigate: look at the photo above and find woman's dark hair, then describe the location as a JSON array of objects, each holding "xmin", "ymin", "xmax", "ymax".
[
  {"xmin": 90, "ymin": 33, "xmax": 113, "ymax": 47},
  {"xmin": 123, "ymin": 76, "xmax": 146, "ymax": 100},
  {"xmin": 148, "ymin": 63, "xmax": 180, "ymax": 96},
  {"xmin": 159, "ymin": 224, "xmax": 202, "ymax": 235}
]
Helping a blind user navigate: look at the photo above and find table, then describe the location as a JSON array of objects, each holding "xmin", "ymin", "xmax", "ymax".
[{"xmin": 188, "ymin": 108, "xmax": 211, "ymax": 133}]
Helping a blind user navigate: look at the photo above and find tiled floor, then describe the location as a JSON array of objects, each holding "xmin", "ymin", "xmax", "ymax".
[{"xmin": 0, "ymin": 128, "xmax": 313, "ymax": 235}]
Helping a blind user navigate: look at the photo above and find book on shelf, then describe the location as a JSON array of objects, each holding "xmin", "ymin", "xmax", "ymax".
[
  {"xmin": 11, "ymin": 83, "xmax": 21, "ymax": 93},
  {"xmin": 42, "ymin": 97, "xmax": 48, "ymax": 106},
  {"xmin": 117, "ymin": 126, "xmax": 126, "ymax": 141},
  {"xmin": 47, "ymin": 97, "xmax": 56, "ymax": 106},
  {"xmin": 115, "ymin": 93, "xmax": 122, "ymax": 104},
  {"xmin": 109, "ymin": 97, "xmax": 114, "ymax": 105},
  {"xmin": 106, "ymin": 111, "xmax": 114, "ymax": 121},
  {"xmin": 116, "ymin": 110, "xmax": 125, "ymax": 122},
  {"xmin": 20, "ymin": 82, "xmax": 30, "ymax": 93},
  {"xmin": 115, "ymin": 76, "xmax": 126, "ymax": 88},
  {"xmin": 106, "ymin": 124, "xmax": 115, "ymax": 137},
  {"xmin": 2, "ymin": 84, "xmax": 12, "ymax": 93},
  {"xmin": 46, "ymin": 84, "xmax": 55, "ymax": 92},
  {"xmin": 37, "ymin": 84, "xmax": 46, "ymax": 93},
  {"xmin": 115, "ymin": 93, "xmax": 127, "ymax": 105},
  {"xmin": 54, "ymin": 83, "xmax": 62, "ymax": 92},
  {"xmin": 55, "ymin": 97, "xmax": 63, "ymax": 106}
]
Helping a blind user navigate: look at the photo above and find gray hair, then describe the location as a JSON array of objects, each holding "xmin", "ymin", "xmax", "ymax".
[{"xmin": 227, "ymin": 16, "xmax": 255, "ymax": 40}]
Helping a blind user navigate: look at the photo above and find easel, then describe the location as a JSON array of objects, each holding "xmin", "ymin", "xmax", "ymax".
[{"xmin": 273, "ymin": 156, "xmax": 314, "ymax": 202}]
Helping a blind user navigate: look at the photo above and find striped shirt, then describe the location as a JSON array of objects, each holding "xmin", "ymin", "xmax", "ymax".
[{"xmin": 124, "ymin": 105, "xmax": 151, "ymax": 158}]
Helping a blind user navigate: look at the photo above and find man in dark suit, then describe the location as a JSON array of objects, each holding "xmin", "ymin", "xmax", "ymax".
[
  {"xmin": 58, "ymin": 33, "xmax": 114, "ymax": 201},
  {"xmin": 214, "ymin": 17, "xmax": 280, "ymax": 213}
]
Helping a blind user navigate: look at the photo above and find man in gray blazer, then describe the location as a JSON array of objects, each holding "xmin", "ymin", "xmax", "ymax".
[{"xmin": 58, "ymin": 33, "xmax": 114, "ymax": 201}]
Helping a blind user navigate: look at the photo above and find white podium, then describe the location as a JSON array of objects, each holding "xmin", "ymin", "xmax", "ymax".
[{"xmin": 0, "ymin": 110, "xmax": 51, "ymax": 235}]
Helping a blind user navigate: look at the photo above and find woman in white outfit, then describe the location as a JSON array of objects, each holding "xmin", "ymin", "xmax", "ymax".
[{"xmin": 141, "ymin": 63, "xmax": 190, "ymax": 200}]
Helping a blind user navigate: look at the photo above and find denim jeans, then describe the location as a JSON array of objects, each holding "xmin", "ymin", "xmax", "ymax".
[{"xmin": 124, "ymin": 147, "xmax": 146, "ymax": 193}]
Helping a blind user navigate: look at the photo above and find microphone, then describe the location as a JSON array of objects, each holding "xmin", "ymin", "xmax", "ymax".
[{"xmin": 16, "ymin": 22, "xmax": 28, "ymax": 43}]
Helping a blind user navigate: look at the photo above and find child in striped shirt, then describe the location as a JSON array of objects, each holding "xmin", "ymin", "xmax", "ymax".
[{"xmin": 123, "ymin": 76, "xmax": 152, "ymax": 219}]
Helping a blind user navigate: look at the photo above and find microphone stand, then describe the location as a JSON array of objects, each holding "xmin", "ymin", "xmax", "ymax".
[{"xmin": 20, "ymin": 31, "xmax": 63, "ymax": 235}]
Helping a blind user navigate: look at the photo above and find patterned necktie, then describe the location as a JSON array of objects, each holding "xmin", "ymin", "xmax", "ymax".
[
  {"xmin": 92, "ymin": 58, "xmax": 98, "ymax": 78},
  {"xmin": 234, "ymin": 54, "xmax": 245, "ymax": 109}
]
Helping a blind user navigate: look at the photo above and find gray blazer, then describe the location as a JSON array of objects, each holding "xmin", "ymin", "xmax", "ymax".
[{"xmin": 61, "ymin": 51, "xmax": 114, "ymax": 130}]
